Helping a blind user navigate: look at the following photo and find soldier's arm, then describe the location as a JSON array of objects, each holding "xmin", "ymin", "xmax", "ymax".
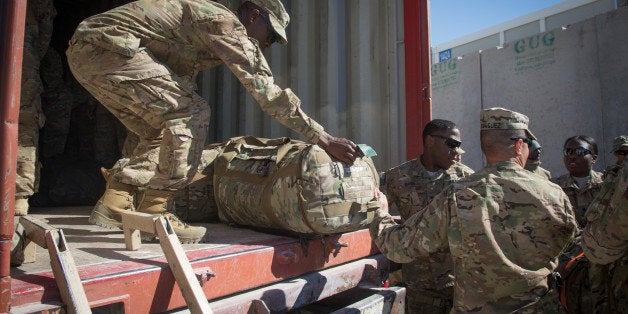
[
  {"xmin": 582, "ymin": 165, "xmax": 628, "ymax": 264},
  {"xmin": 369, "ymin": 188, "xmax": 451, "ymax": 263},
  {"xmin": 382, "ymin": 170, "xmax": 401, "ymax": 213},
  {"xmin": 205, "ymin": 19, "xmax": 356, "ymax": 163}
]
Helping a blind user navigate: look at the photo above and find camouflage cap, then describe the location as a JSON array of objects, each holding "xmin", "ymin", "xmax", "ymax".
[
  {"xmin": 612, "ymin": 135, "xmax": 628, "ymax": 152},
  {"xmin": 247, "ymin": 0, "xmax": 290, "ymax": 45},
  {"xmin": 480, "ymin": 107, "xmax": 537, "ymax": 140}
]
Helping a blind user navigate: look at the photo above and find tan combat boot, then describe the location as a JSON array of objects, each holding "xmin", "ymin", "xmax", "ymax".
[
  {"xmin": 89, "ymin": 180, "xmax": 136, "ymax": 230},
  {"xmin": 14, "ymin": 198, "xmax": 29, "ymax": 216},
  {"xmin": 138, "ymin": 189, "xmax": 206, "ymax": 244}
]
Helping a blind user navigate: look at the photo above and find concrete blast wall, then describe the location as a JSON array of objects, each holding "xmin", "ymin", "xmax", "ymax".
[{"xmin": 432, "ymin": 7, "xmax": 628, "ymax": 176}]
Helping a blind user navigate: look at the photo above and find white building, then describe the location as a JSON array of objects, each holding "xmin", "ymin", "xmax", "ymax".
[{"xmin": 432, "ymin": 0, "xmax": 619, "ymax": 63}]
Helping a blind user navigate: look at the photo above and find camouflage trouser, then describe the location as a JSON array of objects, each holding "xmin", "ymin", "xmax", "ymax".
[
  {"xmin": 403, "ymin": 254, "xmax": 453, "ymax": 313},
  {"xmin": 16, "ymin": 23, "xmax": 46, "ymax": 199},
  {"xmin": 66, "ymin": 40, "xmax": 210, "ymax": 190}
]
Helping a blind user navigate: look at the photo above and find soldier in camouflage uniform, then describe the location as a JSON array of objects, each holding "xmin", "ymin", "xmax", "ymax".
[
  {"xmin": 552, "ymin": 135, "xmax": 607, "ymax": 313},
  {"xmin": 15, "ymin": 0, "xmax": 56, "ymax": 215},
  {"xmin": 525, "ymin": 139, "xmax": 552, "ymax": 180},
  {"xmin": 11, "ymin": 0, "xmax": 56, "ymax": 267},
  {"xmin": 582, "ymin": 158, "xmax": 627, "ymax": 313},
  {"xmin": 370, "ymin": 108, "xmax": 578, "ymax": 313},
  {"xmin": 552, "ymin": 135, "xmax": 603, "ymax": 228},
  {"xmin": 66, "ymin": 0, "xmax": 357, "ymax": 243},
  {"xmin": 383, "ymin": 119, "xmax": 474, "ymax": 313},
  {"xmin": 602, "ymin": 135, "xmax": 628, "ymax": 182}
]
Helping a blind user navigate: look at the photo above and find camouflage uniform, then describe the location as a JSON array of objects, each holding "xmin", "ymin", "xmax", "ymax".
[
  {"xmin": 16, "ymin": 0, "xmax": 56, "ymax": 201},
  {"xmin": 525, "ymin": 160, "xmax": 552, "ymax": 180},
  {"xmin": 66, "ymin": 0, "xmax": 323, "ymax": 190},
  {"xmin": 582, "ymin": 159, "xmax": 627, "ymax": 313},
  {"xmin": 372, "ymin": 161, "xmax": 578, "ymax": 313},
  {"xmin": 553, "ymin": 171, "xmax": 603, "ymax": 228},
  {"xmin": 371, "ymin": 108, "xmax": 578, "ymax": 313},
  {"xmin": 553, "ymin": 172, "xmax": 605, "ymax": 312},
  {"xmin": 602, "ymin": 135, "xmax": 628, "ymax": 182},
  {"xmin": 11, "ymin": 0, "xmax": 56, "ymax": 267},
  {"xmin": 383, "ymin": 159, "xmax": 474, "ymax": 313}
]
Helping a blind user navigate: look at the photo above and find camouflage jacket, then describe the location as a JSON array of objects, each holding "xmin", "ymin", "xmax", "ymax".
[
  {"xmin": 582, "ymin": 160, "xmax": 627, "ymax": 263},
  {"xmin": 382, "ymin": 159, "xmax": 473, "ymax": 307},
  {"xmin": 383, "ymin": 158, "xmax": 474, "ymax": 221},
  {"xmin": 371, "ymin": 161, "xmax": 578, "ymax": 312},
  {"xmin": 524, "ymin": 160, "xmax": 552, "ymax": 180},
  {"xmin": 552, "ymin": 170, "xmax": 603, "ymax": 227},
  {"xmin": 70, "ymin": 0, "xmax": 323, "ymax": 143},
  {"xmin": 602, "ymin": 163, "xmax": 623, "ymax": 182},
  {"xmin": 582, "ymin": 160, "xmax": 627, "ymax": 312}
]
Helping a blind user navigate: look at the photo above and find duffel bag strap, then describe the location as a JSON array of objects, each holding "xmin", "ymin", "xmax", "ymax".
[{"xmin": 229, "ymin": 135, "xmax": 291, "ymax": 147}]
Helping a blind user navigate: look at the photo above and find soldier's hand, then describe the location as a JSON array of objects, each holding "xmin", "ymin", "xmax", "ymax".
[
  {"xmin": 317, "ymin": 131, "xmax": 357, "ymax": 165},
  {"xmin": 374, "ymin": 189, "xmax": 389, "ymax": 214}
]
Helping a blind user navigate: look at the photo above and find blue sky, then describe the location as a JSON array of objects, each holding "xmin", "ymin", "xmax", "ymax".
[{"xmin": 430, "ymin": 0, "xmax": 565, "ymax": 45}]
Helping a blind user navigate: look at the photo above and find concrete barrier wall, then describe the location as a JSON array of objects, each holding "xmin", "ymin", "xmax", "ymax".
[
  {"xmin": 432, "ymin": 7, "xmax": 628, "ymax": 176},
  {"xmin": 431, "ymin": 53, "xmax": 484, "ymax": 171}
]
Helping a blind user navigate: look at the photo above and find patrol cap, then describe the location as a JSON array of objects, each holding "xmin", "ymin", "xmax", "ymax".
[
  {"xmin": 480, "ymin": 107, "xmax": 537, "ymax": 140},
  {"xmin": 247, "ymin": 0, "xmax": 290, "ymax": 45},
  {"xmin": 612, "ymin": 135, "xmax": 628, "ymax": 152}
]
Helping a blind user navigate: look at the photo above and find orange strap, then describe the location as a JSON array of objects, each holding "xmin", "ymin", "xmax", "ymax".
[{"xmin": 559, "ymin": 251, "xmax": 586, "ymax": 310}]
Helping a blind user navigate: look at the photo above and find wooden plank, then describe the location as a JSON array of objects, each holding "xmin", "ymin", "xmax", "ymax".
[
  {"xmin": 155, "ymin": 218, "xmax": 212, "ymax": 314},
  {"xmin": 121, "ymin": 211, "xmax": 158, "ymax": 250},
  {"xmin": 121, "ymin": 211, "xmax": 158, "ymax": 233},
  {"xmin": 20, "ymin": 215, "xmax": 58, "ymax": 248},
  {"xmin": 23, "ymin": 240, "xmax": 37, "ymax": 264},
  {"xmin": 46, "ymin": 230, "xmax": 91, "ymax": 314}
]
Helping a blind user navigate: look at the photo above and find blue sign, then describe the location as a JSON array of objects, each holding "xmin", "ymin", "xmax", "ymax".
[{"xmin": 439, "ymin": 49, "xmax": 452, "ymax": 62}]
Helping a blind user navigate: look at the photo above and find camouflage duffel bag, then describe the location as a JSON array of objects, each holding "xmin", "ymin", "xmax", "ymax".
[{"xmin": 213, "ymin": 136, "xmax": 380, "ymax": 235}]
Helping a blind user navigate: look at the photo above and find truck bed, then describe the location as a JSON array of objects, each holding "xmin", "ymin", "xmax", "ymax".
[{"xmin": 9, "ymin": 206, "xmax": 387, "ymax": 313}]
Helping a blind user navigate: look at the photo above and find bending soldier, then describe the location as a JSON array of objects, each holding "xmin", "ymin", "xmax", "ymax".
[{"xmin": 66, "ymin": 0, "xmax": 357, "ymax": 243}]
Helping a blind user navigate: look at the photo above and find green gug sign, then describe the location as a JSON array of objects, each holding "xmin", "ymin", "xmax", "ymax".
[
  {"xmin": 432, "ymin": 59, "xmax": 460, "ymax": 91},
  {"xmin": 514, "ymin": 31, "xmax": 556, "ymax": 73}
]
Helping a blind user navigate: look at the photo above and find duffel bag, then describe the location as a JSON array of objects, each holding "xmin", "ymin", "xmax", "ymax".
[{"xmin": 213, "ymin": 136, "xmax": 380, "ymax": 235}]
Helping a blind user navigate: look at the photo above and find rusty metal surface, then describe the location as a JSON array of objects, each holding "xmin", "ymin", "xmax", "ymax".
[
  {"xmin": 403, "ymin": 0, "xmax": 432, "ymax": 160},
  {"xmin": 207, "ymin": 256, "xmax": 390, "ymax": 313},
  {"xmin": 0, "ymin": 0, "xmax": 27, "ymax": 312},
  {"xmin": 10, "ymin": 206, "xmax": 381, "ymax": 313}
]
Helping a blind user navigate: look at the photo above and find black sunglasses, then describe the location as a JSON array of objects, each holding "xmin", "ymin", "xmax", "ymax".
[
  {"xmin": 510, "ymin": 137, "xmax": 533, "ymax": 145},
  {"xmin": 259, "ymin": 11, "xmax": 279, "ymax": 44},
  {"xmin": 430, "ymin": 134, "xmax": 462, "ymax": 149},
  {"xmin": 615, "ymin": 150, "xmax": 628, "ymax": 156},
  {"xmin": 563, "ymin": 147, "xmax": 592, "ymax": 157}
]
